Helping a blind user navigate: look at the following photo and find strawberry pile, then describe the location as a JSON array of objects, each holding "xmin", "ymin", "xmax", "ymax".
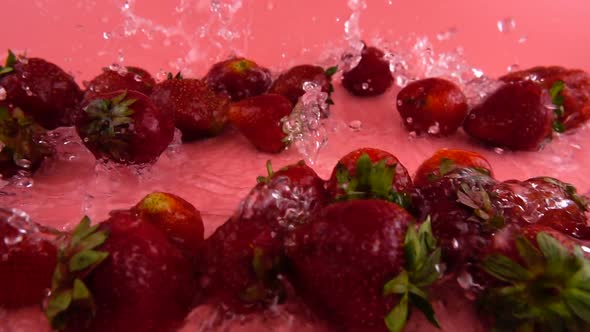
[
  {"xmin": 395, "ymin": 67, "xmax": 590, "ymax": 150},
  {"xmin": 2, "ymin": 147, "xmax": 589, "ymax": 332}
]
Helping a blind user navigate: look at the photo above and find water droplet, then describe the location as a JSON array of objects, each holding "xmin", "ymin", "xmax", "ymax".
[
  {"xmin": 436, "ymin": 27, "xmax": 457, "ymax": 41},
  {"xmin": 23, "ymin": 85, "xmax": 33, "ymax": 96},
  {"xmin": 427, "ymin": 122, "xmax": 440, "ymax": 135},
  {"xmin": 518, "ymin": 35, "xmax": 528, "ymax": 44},
  {"xmin": 134, "ymin": 74, "xmax": 143, "ymax": 82},
  {"xmin": 507, "ymin": 64, "xmax": 520, "ymax": 72},
  {"xmin": 361, "ymin": 83, "xmax": 369, "ymax": 90},
  {"xmin": 15, "ymin": 159, "xmax": 32, "ymax": 169},
  {"xmin": 4, "ymin": 233, "xmax": 23, "ymax": 245},
  {"xmin": 395, "ymin": 75, "xmax": 409, "ymax": 88},
  {"xmin": 348, "ymin": 120, "xmax": 362, "ymax": 131},
  {"xmin": 497, "ymin": 17, "xmax": 516, "ymax": 33},
  {"xmin": 452, "ymin": 238, "xmax": 460, "ymax": 249},
  {"xmin": 15, "ymin": 177, "xmax": 34, "ymax": 188},
  {"xmin": 0, "ymin": 87, "xmax": 6, "ymax": 100},
  {"xmin": 494, "ymin": 147, "xmax": 505, "ymax": 155},
  {"xmin": 108, "ymin": 63, "xmax": 121, "ymax": 72},
  {"xmin": 103, "ymin": 31, "xmax": 112, "ymax": 40},
  {"xmin": 471, "ymin": 68, "xmax": 484, "ymax": 78}
]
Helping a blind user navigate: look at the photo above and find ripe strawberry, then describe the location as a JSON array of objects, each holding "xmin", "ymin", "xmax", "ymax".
[
  {"xmin": 76, "ymin": 90, "xmax": 174, "ymax": 164},
  {"xmin": 150, "ymin": 76, "xmax": 230, "ymax": 141},
  {"xmin": 396, "ymin": 77, "xmax": 468, "ymax": 136},
  {"xmin": 489, "ymin": 177, "xmax": 590, "ymax": 239},
  {"xmin": 286, "ymin": 199, "xmax": 441, "ymax": 332},
  {"xmin": 84, "ymin": 66, "xmax": 156, "ymax": 98},
  {"xmin": 199, "ymin": 160, "xmax": 328, "ymax": 312},
  {"xmin": 0, "ymin": 105, "xmax": 53, "ymax": 178},
  {"xmin": 203, "ymin": 57, "xmax": 272, "ymax": 101},
  {"xmin": 326, "ymin": 147, "xmax": 413, "ymax": 208},
  {"xmin": 341, "ymin": 45, "xmax": 393, "ymax": 97},
  {"xmin": 269, "ymin": 64, "xmax": 337, "ymax": 106},
  {"xmin": 0, "ymin": 208, "xmax": 57, "ymax": 308},
  {"xmin": 0, "ymin": 50, "xmax": 82, "ymax": 129},
  {"xmin": 500, "ymin": 66, "xmax": 590, "ymax": 131},
  {"xmin": 132, "ymin": 192, "xmax": 204, "ymax": 260},
  {"xmin": 413, "ymin": 148, "xmax": 493, "ymax": 187},
  {"xmin": 463, "ymin": 81, "xmax": 554, "ymax": 150},
  {"xmin": 412, "ymin": 167, "xmax": 499, "ymax": 273},
  {"xmin": 477, "ymin": 225, "xmax": 590, "ymax": 331},
  {"xmin": 228, "ymin": 93, "xmax": 293, "ymax": 153},
  {"xmin": 45, "ymin": 212, "xmax": 195, "ymax": 332}
]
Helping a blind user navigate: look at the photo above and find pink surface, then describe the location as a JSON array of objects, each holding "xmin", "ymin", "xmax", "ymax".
[{"xmin": 1, "ymin": 0, "xmax": 590, "ymax": 331}]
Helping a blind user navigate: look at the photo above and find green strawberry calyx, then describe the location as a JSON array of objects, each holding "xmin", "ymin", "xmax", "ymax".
[
  {"xmin": 480, "ymin": 232, "xmax": 590, "ymax": 331},
  {"xmin": 239, "ymin": 246, "xmax": 285, "ymax": 305},
  {"xmin": 457, "ymin": 183, "xmax": 505, "ymax": 230},
  {"xmin": 0, "ymin": 49, "xmax": 16, "ymax": 76},
  {"xmin": 256, "ymin": 160, "xmax": 275, "ymax": 184},
  {"xmin": 383, "ymin": 217, "xmax": 442, "ymax": 332},
  {"xmin": 83, "ymin": 91, "xmax": 136, "ymax": 162},
  {"xmin": 549, "ymin": 80, "xmax": 566, "ymax": 133},
  {"xmin": 166, "ymin": 72, "xmax": 183, "ymax": 80},
  {"xmin": 45, "ymin": 216, "xmax": 110, "ymax": 330},
  {"xmin": 335, "ymin": 153, "xmax": 411, "ymax": 208},
  {"xmin": 324, "ymin": 65, "xmax": 338, "ymax": 105}
]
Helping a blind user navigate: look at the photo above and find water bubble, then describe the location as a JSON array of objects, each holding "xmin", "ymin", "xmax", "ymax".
[
  {"xmin": 436, "ymin": 27, "xmax": 457, "ymax": 41},
  {"xmin": 4, "ymin": 233, "xmax": 23, "ymax": 245},
  {"xmin": 361, "ymin": 83, "xmax": 369, "ymax": 90},
  {"xmin": 427, "ymin": 122, "xmax": 440, "ymax": 135},
  {"xmin": 103, "ymin": 31, "xmax": 112, "ymax": 40},
  {"xmin": 348, "ymin": 120, "xmax": 362, "ymax": 131},
  {"xmin": 395, "ymin": 75, "xmax": 409, "ymax": 88},
  {"xmin": 471, "ymin": 68, "xmax": 484, "ymax": 78},
  {"xmin": 497, "ymin": 17, "xmax": 516, "ymax": 33},
  {"xmin": 406, "ymin": 117, "xmax": 413, "ymax": 124},
  {"xmin": 15, "ymin": 159, "xmax": 32, "ymax": 169},
  {"xmin": 0, "ymin": 87, "xmax": 6, "ymax": 100},
  {"xmin": 518, "ymin": 35, "xmax": 528, "ymax": 44},
  {"xmin": 23, "ymin": 85, "xmax": 33, "ymax": 96},
  {"xmin": 15, "ymin": 177, "xmax": 34, "ymax": 188},
  {"xmin": 507, "ymin": 64, "xmax": 520, "ymax": 72},
  {"xmin": 494, "ymin": 147, "xmax": 505, "ymax": 154}
]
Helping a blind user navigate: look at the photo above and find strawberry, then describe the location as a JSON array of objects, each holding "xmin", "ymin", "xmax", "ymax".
[
  {"xmin": 396, "ymin": 77, "xmax": 468, "ymax": 136},
  {"xmin": 45, "ymin": 212, "xmax": 195, "ymax": 332},
  {"xmin": 500, "ymin": 66, "xmax": 590, "ymax": 131},
  {"xmin": 0, "ymin": 50, "xmax": 82, "ymax": 129},
  {"xmin": 0, "ymin": 208, "xmax": 58, "ymax": 308},
  {"xmin": 84, "ymin": 66, "xmax": 156, "ymax": 98},
  {"xmin": 150, "ymin": 75, "xmax": 230, "ymax": 141},
  {"xmin": 412, "ymin": 167, "xmax": 499, "ymax": 273},
  {"xmin": 477, "ymin": 225, "xmax": 590, "ymax": 331},
  {"xmin": 413, "ymin": 148, "xmax": 493, "ymax": 187},
  {"xmin": 203, "ymin": 57, "xmax": 272, "ymax": 101},
  {"xmin": 489, "ymin": 177, "xmax": 590, "ymax": 239},
  {"xmin": 341, "ymin": 45, "xmax": 393, "ymax": 97},
  {"xmin": 0, "ymin": 105, "xmax": 53, "ymax": 178},
  {"xmin": 269, "ymin": 64, "xmax": 337, "ymax": 106},
  {"xmin": 326, "ymin": 147, "xmax": 413, "ymax": 208},
  {"xmin": 199, "ymin": 160, "xmax": 328, "ymax": 312},
  {"xmin": 463, "ymin": 81, "xmax": 554, "ymax": 150},
  {"xmin": 286, "ymin": 199, "xmax": 441, "ymax": 332},
  {"xmin": 228, "ymin": 93, "xmax": 293, "ymax": 153},
  {"xmin": 132, "ymin": 192, "xmax": 205, "ymax": 260},
  {"xmin": 76, "ymin": 90, "xmax": 174, "ymax": 164}
]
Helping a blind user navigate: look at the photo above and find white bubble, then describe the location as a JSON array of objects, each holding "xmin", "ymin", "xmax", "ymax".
[{"xmin": 497, "ymin": 17, "xmax": 516, "ymax": 33}]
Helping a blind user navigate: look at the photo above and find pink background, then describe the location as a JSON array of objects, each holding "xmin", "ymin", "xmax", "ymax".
[{"xmin": 2, "ymin": 0, "xmax": 589, "ymax": 79}]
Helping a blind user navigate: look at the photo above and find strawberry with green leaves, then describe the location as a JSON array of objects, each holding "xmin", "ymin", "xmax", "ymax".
[
  {"xmin": 0, "ymin": 50, "xmax": 82, "ymax": 129},
  {"xmin": 204, "ymin": 57, "xmax": 272, "ymax": 101},
  {"xmin": 228, "ymin": 93, "xmax": 293, "ymax": 153},
  {"xmin": 269, "ymin": 64, "xmax": 337, "ymax": 106},
  {"xmin": 84, "ymin": 66, "xmax": 156, "ymax": 98},
  {"xmin": 45, "ymin": 212, "xmax": 195, "ymax": 332},
  {"xmin": 286, "ymin": 199, "xmax": 442, "ymax": 332},
  {"xmin": 132, "ymin": 192, "xmax": 205, "ymax": 261},
  {"xmin": 326, "ymin": 147, "xmax": 413, "ymax": 208},
  {"xmin": 0, "ymin": 105, "xmax": 53, "ymax": 178},
  {"xmin": 478, "ymin": 226, "xmax": 590, "ymax": 331},
  {"xmin": 0, "ymin": 208, "xmax": 58, "ymax": 308},
  {"xmin": 76, "ymin": 90, "xmax": 174, "ymax": 164},
  {"xmin": 198, "ymin": 160, "xmax": 328, "ymax": 312},
  {"xmin": 150, "ymin": 74, "xmax": 230, "ymax": 141}
]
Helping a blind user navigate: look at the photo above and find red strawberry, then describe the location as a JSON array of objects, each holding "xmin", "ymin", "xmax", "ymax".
[
  {"xmin": 0, "ymin": 50, "xmax": 82, "ymax": 129},
  {"xmin": 150, "ymin": 76, "xmax": 230, "ymax": 141},
  {"xmin": 84, "ymin": 66, "xmax": 156, "ymax": 98},
  {"xmin": 286, "ymin": 199, "xmax": 441, "ymax": 332},
  {"xmin": 413, "ymin": 148, "xmax": 493, "ymax": 187},
  {"xmin": 463, "ymin": 81, "xmax": 554, "ymax": 150},
  {"xmin": 500, "ymin": 66, "xmax": 590, "ymax": 131},
  {"xmin": 396, "ymin": 77, "xmax": 468, "ymax": 136},
  {"xmin": 228, "ymin": 93, "xmax": 293, "ymax": 153},
  {"xmin": 326, "ymin": 147, "xmax": 412, "ymax": 208},
  {"xmin": 132, "ymin": 192, "xmax": 205, "ymax": 260},
  {"xmin": 45, "ymin": 212, "xmax": 195, "ymax": 332},
  {"xmin": 76, "ymin": 90, "xmax": 174, "ymax": 164},
  {"xmin": 269, "ymin": 64, "xmax": 337, "ymax": 106},
  {"xmin": 341, "ymin": 45, "xmax": 393, "ymax": 97},
  {"xmin": 204, "ymin": 57, "xmax": 272, "ymax": 101},
  {"xmin": 0, "ymin": 105, "xmax": 54, "ymax": 178},
  {"xmin": 199, "ymin": 160, "xmax": 328, "ymax": 312},
  {"xmin": 477, "ymin": 224, "xmax": 590, "ymax": 331},
  {"xmin": 0, "ymin": 208, "xmax": 57, "ymax": 308},
  {"xmin": 411, "ymin": 167, "xmax": 499, "ymax": 273},
  {"xmin": 489, "ymin": 177, "xmax": 590, "ymax": 239}
]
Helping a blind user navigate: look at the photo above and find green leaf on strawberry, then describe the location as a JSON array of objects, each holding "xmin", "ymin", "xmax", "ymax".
[
  {"xmin": 549, "ymin": 80, "xmax": 567, "ymax": 133},
  {"xmin": 480, "ymin": 232, "xmax": 590, "ymax": 331},
  {"xmin": 336, "ymin": 153, "xmax": 411, "ymax": 208},
  {"xmin": 256, "ymin": 160, "xmax": 275, "ymax": 184},
  {"xmin": 45, "ymin": 216, "xmax": 110, "ymax": 330},
  {"xmin": 383, "ymin": 217, "xmax": 442, "ymax": 332},
  {"xmin": 457, "ymin": 183, "xmax": 505, "ymax": 229},
  {"xmin": 0, "ymin": 49, "xmax": 16, "ymax": 75}
]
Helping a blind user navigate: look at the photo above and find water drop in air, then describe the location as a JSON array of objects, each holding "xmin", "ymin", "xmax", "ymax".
[{"xmin": 497, "ymin": 17, "xmax": 516, "ymax": 33}]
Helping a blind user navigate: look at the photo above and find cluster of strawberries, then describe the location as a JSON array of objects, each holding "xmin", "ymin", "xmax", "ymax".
[
  {"xmin": 2, "ymin": 147, "xmax": 590, "ymax": 332},
  {"xmin": 0, "ymin": 50, "xmax": 338, "ymax": 178}
]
